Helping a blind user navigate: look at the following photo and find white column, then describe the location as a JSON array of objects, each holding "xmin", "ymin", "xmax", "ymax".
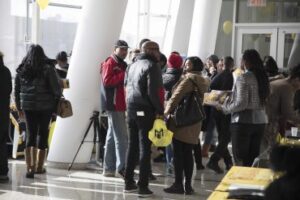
[
  {"xmin": 187, "ymin": 0, "xmax": 222, "ymax": 59},
  {"xmin": 164, "ymin": 0, "xmax": 195, "ymax": 56},
  {"xmin": 47, "ymin": 0, "xmax": 128, "ymax": 169},
  {"xmin": 31, "ymin": 1, "xmax": 40, "ymax": 44}
]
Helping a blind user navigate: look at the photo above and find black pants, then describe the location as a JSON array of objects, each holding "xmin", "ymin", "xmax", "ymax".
[
  {"xmin": 230, "ymin": 123, "xmax": 265, "ymax": 166},
  {"xmin": 210, "ymin": 110, "xmax": 232, "ymax": 163},
  {"xmin": 125, "ymin": 111, "xmax": 155, "ymax": 188},
  {"xmin": 24, "ymin": 110, "xmax": 52, "ymax": 150},
  {"xmin": 193, "ymin": 139, "xmax": 203, "ymax": 166},
  {"xmin": 173, "ymin": 138, "xmax": 194, "ymax": 185},
  {"xmin": 0, "ymin": 103, "xmax": 9, "ymax": 175}
]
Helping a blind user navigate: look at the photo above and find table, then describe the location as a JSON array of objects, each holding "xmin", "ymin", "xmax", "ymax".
[{"xmin": 207, "ymin": 166, "xmax": 274, "ymax": 200}]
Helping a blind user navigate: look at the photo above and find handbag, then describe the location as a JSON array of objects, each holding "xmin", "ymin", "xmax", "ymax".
[
  {"xmin": 148, "ymin": 119, "xmax": 173, "ymax": 147},
  {"xmin": 57, "ymin": 97, "xmax": 73, "ymax": 118},
  {"xmin": 173, "ymin": 78, "xmax": 206, "ymax": 127}
]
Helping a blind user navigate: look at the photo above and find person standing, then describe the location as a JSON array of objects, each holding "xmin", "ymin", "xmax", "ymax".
[
  {"xmin": 124, "ymin": 41, "xmax": 164, "ymax": 197},
  {"xmin": 0, "ymin": 51, "xmax": 12, "ymax": 182},
  {"xmin": 55, "ymin": 51, "xmax": 69, "ymax": 79},
  {"xmin": 264, "ymin": 64, "xmax": 300, "ymax": 149},
  {"xmin": 206, "ymin": 56, "xmax": 234, "ymax": 173},
  {"xmin": 163, "ymin": 52, "xmax": 183, "ymax": 174},
  {"xmin": 15, "ymin": 45, "xmax": 61, "ymax": 178},
  {"xmin": 218, "ymin": 49, "xmax": 270, "ymax": 166},
  {"xmin": 100, "ymin": 40, "xmax": 128, "ymax": 178},
  {"xmin": 164, "ymin": 57, "xmax": 208, "ymax": 195}
]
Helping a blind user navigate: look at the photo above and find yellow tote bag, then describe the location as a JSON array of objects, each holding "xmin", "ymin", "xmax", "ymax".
[
  {"xmin": 148, "ymin": 119, "xmax": 173, "ymax": 147},
  {"xmin": 48, "ymin": 121, "xmax": 56, "ymax": 146}
]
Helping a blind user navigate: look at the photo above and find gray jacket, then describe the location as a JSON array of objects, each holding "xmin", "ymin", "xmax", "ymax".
[{"xmin": 222, "ymin": 71, "xmax": 268, "ymax": 124}]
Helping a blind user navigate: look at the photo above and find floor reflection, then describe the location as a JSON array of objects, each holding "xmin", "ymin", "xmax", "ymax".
[{"xmin": 0, "ymin": 158, "xmax": 225, "ymax": 200}]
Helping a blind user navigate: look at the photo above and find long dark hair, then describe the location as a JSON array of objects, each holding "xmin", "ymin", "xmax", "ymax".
[
  {"xmin": 184, "ymin": 56, "xmax": 204, "ymax": 72},
  {"xmin": 263, "ymin": 56, "xmax": 279, "ymax": 77},
  {"xmin": 16, "ymin": 44, "xmax": 49, "ymax": 80},
  {"xmin": 242, "ymin": 49, "xmax": 270, "ymax": 105},
  {"xmin": 0, "ymin": 51, "xmax": 4, "ymax": 67}
]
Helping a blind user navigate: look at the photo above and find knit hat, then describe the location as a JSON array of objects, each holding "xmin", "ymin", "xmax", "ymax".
[{"xmin": 167, "ymin": 53, "xmax": 183, "ymax": 69}]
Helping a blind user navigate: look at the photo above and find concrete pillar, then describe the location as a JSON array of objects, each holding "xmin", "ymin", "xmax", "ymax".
[
  {"xmin": 187, "ymin": 0, "xmax": 222, "ymax": 59},
  {"xmin": 47, "ymin": 0, "xmax": 128, "ymax": 169},
  {"xmin": 31, "ymin": 1, "xmax": 40, "ymax": 44},
  {"xmin": 164, "ymin": 0, "xmax": 195, "ymax": 56}
]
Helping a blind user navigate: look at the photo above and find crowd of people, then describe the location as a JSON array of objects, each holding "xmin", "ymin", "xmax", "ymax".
[{"xmin": 0, "ymin": 37, "xmax": 300, "ymax": 198}]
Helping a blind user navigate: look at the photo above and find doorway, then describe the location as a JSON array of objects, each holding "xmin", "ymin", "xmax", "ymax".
[{"xmin": 235, "ymin": 25, "xmax": 300, "ymax": 68}]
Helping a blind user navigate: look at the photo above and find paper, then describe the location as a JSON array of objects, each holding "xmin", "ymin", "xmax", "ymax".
[{"xmin": 203, "ymin": 90, "xmax": 231, "ymax": 106}]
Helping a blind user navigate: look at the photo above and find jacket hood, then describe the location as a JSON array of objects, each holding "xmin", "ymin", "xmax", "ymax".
[
  {"xmin": 165, "ymin": 67, "xmax": 182, "ymax": 74},
  {"xmin": 136, "ymin": 53, "xmax": 157, "ymax": 63}
]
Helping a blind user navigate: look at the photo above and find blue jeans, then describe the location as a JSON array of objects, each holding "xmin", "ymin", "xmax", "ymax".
[
  {"xmin": 103, "ymin": 111, "xmax": 128, "ymax": 172},
  {"xmin": 165, "ymin": 144, "xmax": 173, "ymax": 169}
]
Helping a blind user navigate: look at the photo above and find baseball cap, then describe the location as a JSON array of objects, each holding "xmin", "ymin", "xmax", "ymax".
[{"xmin": 114, "ymin": 40, "xmax": 129, "ymax": 48}]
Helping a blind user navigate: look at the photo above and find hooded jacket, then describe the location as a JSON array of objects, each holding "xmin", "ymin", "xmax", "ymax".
[
  {"xmin": 15, "ymin": 64, "xmax": 61, "ymax": 111},
  {"xmin": 125, "ymin": 53, "xmax": 164, "ymax": 116}
]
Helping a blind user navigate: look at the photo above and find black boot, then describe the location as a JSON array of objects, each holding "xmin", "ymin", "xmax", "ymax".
[
  {"xmin": 207, "ymin": 160, "xmax": 224, "ymax": 174},
  {"xmin": 164, "ymin": 183, "xmax": 184, "ymax": 194},
  {"xmin": 184, "ymin": 183, "xmax": 195, "ymax": 195},
  {"xmin": 224, "ymin": 156, "xmax": 233, "ymax": 171}
]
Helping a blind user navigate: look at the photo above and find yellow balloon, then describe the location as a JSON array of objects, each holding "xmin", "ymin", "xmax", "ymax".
[
  {"xmin": 223, "ymin": 20, "xmax": 233, "ymax": 35},
  {"xmin": 37, "ymin": 0, "xmax": 49, "ymax": 10}
]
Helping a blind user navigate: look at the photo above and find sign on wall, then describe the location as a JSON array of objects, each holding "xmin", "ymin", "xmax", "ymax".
[{"xmin": 247, "ymin": 0, "xmax": 267, "ymax": 7}]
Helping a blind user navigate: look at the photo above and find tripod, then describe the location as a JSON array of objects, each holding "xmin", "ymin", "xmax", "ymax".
[{"xmin": 68, "ymin": 111, "xmax": 102, "ymax": 171}]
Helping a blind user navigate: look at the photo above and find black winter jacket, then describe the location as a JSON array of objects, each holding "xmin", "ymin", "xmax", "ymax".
[
  {"xmin": 125, "ymin": 54, "xmax": 164, "ymax": 116},
  {"xmin": 162, "ymin": 68, "xmax": 182, "ymax": 100},
  {"xmin": 0, "ymin": 65, "xmax": 12, "ymax": 105},
  {"xmin": 15, "ymin": 64, "xmax": 62, "ymax": 111},
  {"xmin": 210, "ymin": 69, "xmax": 233, "ymax": 91}
]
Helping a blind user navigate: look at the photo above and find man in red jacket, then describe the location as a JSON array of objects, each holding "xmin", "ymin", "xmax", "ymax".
[{"xmin": 100, "ymin": 40, "xmax": 128, "ymax": 178}]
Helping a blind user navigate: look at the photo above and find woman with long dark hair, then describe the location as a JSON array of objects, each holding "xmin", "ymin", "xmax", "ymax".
[
  {"xmin": 164, "ymin": 57, "xmax": 209, "ymax": 195},
  {"xmin": 15, "ymin": 45, "xmax": 61, "ymax": 178},
  {"xmin": 219, "ymin": 49, "xmax": 270, "ymax": 166}
]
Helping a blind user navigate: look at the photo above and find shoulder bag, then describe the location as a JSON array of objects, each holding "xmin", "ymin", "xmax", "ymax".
[{"xmin": 173, "ymin": 78, "xmax": 206, "ymax": 127}]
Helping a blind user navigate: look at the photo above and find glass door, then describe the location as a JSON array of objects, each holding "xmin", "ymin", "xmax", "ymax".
[
  {"xmin": 235, "ymin": 27, "xmax": 278, "ymax": 65},
  {"xmin": 278, "ymin": 28, "xmax": 300, "ymax": 68}
]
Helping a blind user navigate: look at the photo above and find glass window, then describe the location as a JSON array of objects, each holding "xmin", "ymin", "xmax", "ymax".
[
  {"xmin": 49, "ymin": 0, "xmax": 84, "ymax": 6},
  {"xmin": 120, "ymin": 0, "xmax": 140, "ymax": 48},
  {"xmin": 0, "ymin": 0, "xmax": 28, "ymax": 76},
  {"xmin": 149, "ymin": 16, "xmax": 168, "ymax": 45},
  {"xmin": 242, "ymin": 34, "xmax": 271, "ymax": 59},
  {"xmin": 40, "ymin": 5, "xmax": 81, "ymax": 58},
  {"xmin": 284, "ymin": 33, "xmax": 296, "ymax": 67},
  {"xmin": 215, "ymin": 0, "xmax": 234, "ymax": 58},
  {"xmin": 150, "ymin": 0, "xmax": 172, "ymax": 15},
  {"xmin": 237, "ymin": 0, "xmax": 300, "ymax": 23},
  {"xmin": 121, "ymin": 0, "xmax": 173, "ymax": 50}
]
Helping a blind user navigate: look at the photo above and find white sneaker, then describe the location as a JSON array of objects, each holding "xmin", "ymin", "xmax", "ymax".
[{"xmin": 102, "ymin": 171, "xmax": 115, "ymax": 177}]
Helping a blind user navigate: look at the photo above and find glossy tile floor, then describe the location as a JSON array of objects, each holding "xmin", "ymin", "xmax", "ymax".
[{"xmin": 0, "ymin": 158, "xmax": 226, "ymax": 200}]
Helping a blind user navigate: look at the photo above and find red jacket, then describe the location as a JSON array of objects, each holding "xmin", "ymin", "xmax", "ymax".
[{"xmin": 100, "ymin": 55, "xmax": 126, "ymax": 111}]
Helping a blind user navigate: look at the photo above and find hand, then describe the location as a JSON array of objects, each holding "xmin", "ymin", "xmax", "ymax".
[
  {"xmin": 18, "ymin": 110, "xmax": 24, "ymax": 119},
  {"xmin": 215, "ymin": 103, "xmax": 223, "ymax": 111}
]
